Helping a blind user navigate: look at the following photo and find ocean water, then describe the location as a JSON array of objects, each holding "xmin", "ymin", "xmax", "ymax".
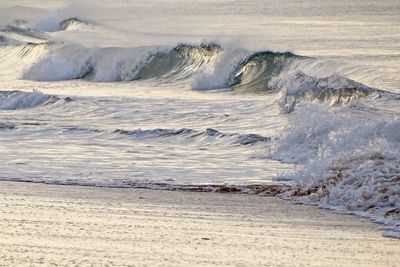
[{"xmin": 0, "ymin": 0, "xmax": 399, "ymax": 237}]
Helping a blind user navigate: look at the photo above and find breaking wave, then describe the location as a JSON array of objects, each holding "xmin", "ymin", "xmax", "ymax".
[
  {"xmin": 269, "ymin": 103, "xmax": 400, "ymax": 238},
  {"xmin": 23, "ymin": 43, "xmax": 221, "ymax": 82},
  {"xmin": 133, "ymin": 43, "xmax": 221, "ymax": 82},
  {"xmin": 228, "ymin": 51, "xmax": 304, "ymax": 91},
  {"xmin": 0, "ymin": 25, "xmax": 389, "ymax": 111},
  {"xmin": 58, "ymin": 18, "xmax": 94, "ymax": 31},
  {"xmin": 0, "ymin": 43, "xmax": 49, "ymax": 78},
  {"xmin": 274, "ymin": 72, "xmax": 381, "ymax": 113},
  {"xmin": 21, "ymin": 41, "xmax": 380, "ymax": 108}
]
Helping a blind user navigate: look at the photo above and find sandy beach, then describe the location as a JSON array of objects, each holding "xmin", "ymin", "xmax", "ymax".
[{"xmin": 0, "ymin": 181, "xmax": 398, "ymax": 266}]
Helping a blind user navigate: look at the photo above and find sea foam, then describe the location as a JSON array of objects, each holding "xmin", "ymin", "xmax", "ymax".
[{"xmin": 270, "ymin": 103, "xmax": 400, "ymax": 237}]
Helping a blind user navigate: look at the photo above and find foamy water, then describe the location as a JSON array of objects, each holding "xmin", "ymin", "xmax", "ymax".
[{"xmin": 0, "ymin": 0, "xmax": 399, "ymax": 237}]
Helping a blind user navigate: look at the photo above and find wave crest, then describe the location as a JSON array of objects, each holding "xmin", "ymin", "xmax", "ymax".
[
  {"xmin": 134, "ymin": 43, "xmax": 221, "ymax": 82},
  {"xmin": 0, "ymin": 90, "xmax": 57, "ymax": 110},
  {"xmin": 34, "ymin": 16, "xmax": 94, "ymax": 32},
  {"xmin": 59, "ymin": 18, "xmax": 94, "ymax": 31},
  {"xmin": 114, "ymin": 127, "xmax": 270, "ymax": 146},
  {"xmin": 274, "ymin": 72, "xmax": 380, "ymax": 113}
]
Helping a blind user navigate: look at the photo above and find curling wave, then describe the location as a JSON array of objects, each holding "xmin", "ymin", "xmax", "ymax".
[
  {"xmin": 23, "ymin": 43, "xmax": 221, "ymax": 82},
  {"xmin": 228, "ymin": 51, "xmax": 304, "ymax": 91},
  {"xmin": 133, "ymin": 43, "xmax": 221, "ymax": 82},
  {"xmin": 192, "ymin": 48, "xmax": 381, "ymax": 109}
]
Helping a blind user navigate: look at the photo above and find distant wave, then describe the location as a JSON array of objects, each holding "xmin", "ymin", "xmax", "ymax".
[
  {"xmin": 58, "ymin": 18, "xmax": 94, "ymax": 32},
  {"xmin": 0, "ymin": 18, "xmax": 92, "ymax": 47},
  {"xmin": 34, "ymin": 16, "xmax": 95, "ymax": 32}
]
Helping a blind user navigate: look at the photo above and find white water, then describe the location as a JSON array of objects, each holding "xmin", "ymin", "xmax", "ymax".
[{"xmin": 0, "ymin": 0, "xmax": 399, "ymax": 237}]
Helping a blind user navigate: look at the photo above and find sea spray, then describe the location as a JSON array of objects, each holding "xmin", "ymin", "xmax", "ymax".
[{"xmin": 269, "ymin": 103, "xmax": 400, "ymax": 237}]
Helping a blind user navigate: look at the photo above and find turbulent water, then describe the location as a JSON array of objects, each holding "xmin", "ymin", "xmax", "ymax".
[{"xmin": 0, "ymin": 0, "xmax": 399, "ymax": 238}]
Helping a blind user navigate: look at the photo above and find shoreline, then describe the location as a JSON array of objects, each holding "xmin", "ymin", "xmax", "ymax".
[
  {"xmin": 0, "ymin": 180, "xmax": 399, "ymax": 266},
  {"xmin": 0, "ymin": 179, "xmax": 290, "ymax": 195}
]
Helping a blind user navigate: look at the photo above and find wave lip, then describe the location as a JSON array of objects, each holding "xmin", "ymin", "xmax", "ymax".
[
  {"xmin": 133, "ymin": 43, "xmax": 221, "ymax": 82},
  {"xmin": 192, "ymin": 49, "xmax": 305, "ymax": 91}
]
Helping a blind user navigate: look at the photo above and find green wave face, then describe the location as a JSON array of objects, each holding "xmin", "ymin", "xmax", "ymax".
[{"xmin": 228, "ymin": 51, "xmax": 304, "ymax": 92}]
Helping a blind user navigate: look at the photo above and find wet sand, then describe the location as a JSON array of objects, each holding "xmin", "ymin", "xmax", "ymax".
[{"xmin": 0, "ymin": 181, "xmax": 398, "ymax": 266}]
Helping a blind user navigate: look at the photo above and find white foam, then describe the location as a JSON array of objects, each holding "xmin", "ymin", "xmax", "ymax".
[
  {"xmin": 192, "ymin": 47, "xmax": 249, "ymax": 90},
  {"xmin": 23, "ymin": 44, "xmax": 92, "ymax": 81},
  {"xmin": 270, "ymin": 103, "xmax": 400, "ymax": 237},
  {"xmin": 23, "ymin": 44, "xmax": 159, "ymax": 82}
]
